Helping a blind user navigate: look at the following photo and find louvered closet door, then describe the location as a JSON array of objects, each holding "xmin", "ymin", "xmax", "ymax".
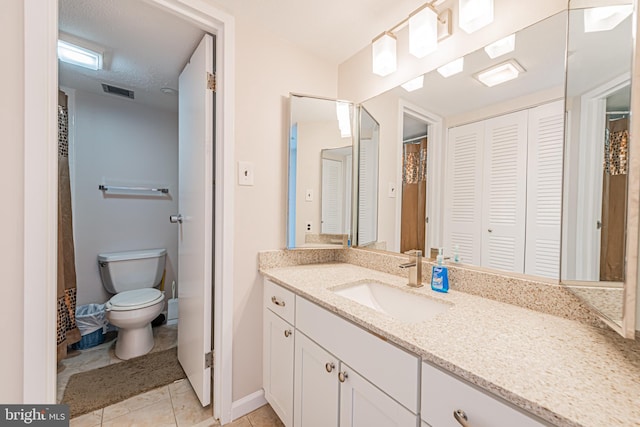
[
  {"xmin": 525, "ymin": 101, "xmax": 564, "ymax": 278},
  {"xmin": 321, "ymin": 158, "xmax": 344, "ymax": 234},
  {"xmin": 481, "ymin": 111, "xmax": 528, "ymax": 273},
  {"xmin": 445, "ymin": 122, "xmax": 484, "ymax": 266}
]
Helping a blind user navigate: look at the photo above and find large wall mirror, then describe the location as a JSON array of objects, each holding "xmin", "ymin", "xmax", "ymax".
[
  {"xmin": 360, "ymin": 11, "xmax": 567, "ymax": 280},
  {"xmin": 562, "ymin": 0, "xmax": 637, "ymax": 337}
]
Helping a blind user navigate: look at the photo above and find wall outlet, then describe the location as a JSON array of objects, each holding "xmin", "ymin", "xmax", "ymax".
[
  {"xmin": 238, "ymin": 161, "xmax": 254, "ymax": 186},
  {"xmin": 306, "ymin": 221, "xmax": 312, "ymax": 232}
]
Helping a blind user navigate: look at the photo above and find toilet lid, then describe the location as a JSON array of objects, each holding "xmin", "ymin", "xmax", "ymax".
[{"xmin": 109, "ymin": 289, "xmax": 164, "ymax": 309}]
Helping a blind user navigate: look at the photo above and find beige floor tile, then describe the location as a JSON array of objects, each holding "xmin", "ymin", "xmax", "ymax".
[
  {"xmin": 224, "ymin": 416, "xmax": 252, "ymax": 427},
  {"xmin": 153, "ymin": 324, "xmax": 178, "ymax": 352},
  {"xmin": 246, "ymin": 405, "xmax": 284, "ymax": 427},
  {"xmin": 189, "ymin": 417, "xmax": 220, "ymax": 427},
  {"xmin": 102, "ymin": 400, "xmax": 177, "ymax": 427},
  {"xmin": 69, "ymin": 409, "xmax": 102, "ymax": 427},
  {"xmin": 102, "ymin": 386, "xmax": 171, "ymax": 422},
  {"xmin": 169, "ymin": 379, "xmax": 212, "ymax": 427}
]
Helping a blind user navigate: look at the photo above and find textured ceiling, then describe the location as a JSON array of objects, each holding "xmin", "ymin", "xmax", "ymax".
[{"xmin": 59, "ymin": 0, "xmax": 205, "ymax": 112}]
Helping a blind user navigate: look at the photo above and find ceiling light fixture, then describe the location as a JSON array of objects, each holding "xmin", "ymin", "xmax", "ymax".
[
  {"xmin": 474, "ymin": 59, "xmax": 524, "ymax": 87},
  {"xmin": 401, "ymin": 75, "xmax": 425, "ymax": 92},
  {"xmin": 459, "ymin": 0, "xmax": 494, "ymax": 34},
  {"xmin": 584, "ymin": 5, "xmax": 633, "ymax": 33},
  {"xmin": 437, "ymin": 57, "xmax": 464, "ymax": 77},
  {"xmin": 57, "ymin": 34, "xmax": 104, "ymax": 70},
  {"xmin": 484, "ymin": 33, "xmax": 515, "ymax": 59},
  {"xmin": 409, "ymin": 5, "xmax": 438, "ymax": 58},
  {"xmin": 371, "ymin": 1, "xmax": 452, "ymax": 76},
  {"xmin": 372, "ymin": 32, "xmax": 397, "ymax": 77}
]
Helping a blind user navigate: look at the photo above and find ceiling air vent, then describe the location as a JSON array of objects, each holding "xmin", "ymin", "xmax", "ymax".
[{"xmin": 101, "ymin": 83, "xmax": 135, "ymax": 99}]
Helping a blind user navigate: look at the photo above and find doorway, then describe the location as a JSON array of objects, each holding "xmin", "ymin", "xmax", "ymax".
[{"xmin": 24, "ymin": 0, "xmax": 234, "ymax": 423}]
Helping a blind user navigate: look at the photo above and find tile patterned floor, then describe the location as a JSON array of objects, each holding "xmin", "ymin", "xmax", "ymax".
[{"xmin": 59, "ymin": 324, "xmax": 283, "ymax": 427}]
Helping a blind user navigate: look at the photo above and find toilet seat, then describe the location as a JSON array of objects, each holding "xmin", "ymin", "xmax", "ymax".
[{"xmin": 106, "ymin": 288, "xmax": 164, "ymax": 311}]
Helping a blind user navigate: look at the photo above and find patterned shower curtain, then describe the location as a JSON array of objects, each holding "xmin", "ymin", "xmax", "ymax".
[{"xmin": 57, "ymin": 95, "xmax": 81, "ymax": 362}]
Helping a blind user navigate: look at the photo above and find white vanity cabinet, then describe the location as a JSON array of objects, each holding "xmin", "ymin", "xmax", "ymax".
[
  {"xmin": 295, "ymin": 296, "xmax": 419, "ymax": 427},
  {"xmin": 420, "ymin": 362, "xmax": 545, "ymax": 427},
  {"xmin": 263, "ymin": 280, "xmax": 296, "ymax": 427}
]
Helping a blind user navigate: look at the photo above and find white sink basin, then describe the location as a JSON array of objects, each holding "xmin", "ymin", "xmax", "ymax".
[{"xmin": 332, "ymin": 281, "xmax": 450, "ymax": 323}]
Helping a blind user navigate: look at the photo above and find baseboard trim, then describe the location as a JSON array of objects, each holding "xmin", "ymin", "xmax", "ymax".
[{"xmin": 230, "ymin": 389, "xmax": 267, "ymax": 420}]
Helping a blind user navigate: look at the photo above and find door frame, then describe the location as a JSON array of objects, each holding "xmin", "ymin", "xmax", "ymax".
[
  {"xmin": 575, "ymin": 72, "xmax": 629, "ymax": 281},
  {"xmin": 397, "ymin": 100, "xmax": 443, "ymax": 253},
  {"xmin": 23, "ymin": 0, "xmax": 235, "ymax": 423}
]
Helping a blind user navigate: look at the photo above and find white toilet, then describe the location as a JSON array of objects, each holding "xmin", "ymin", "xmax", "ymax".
[{"xmin": 98, "ymin": 248, "xmax": 167, "ymax": 360}]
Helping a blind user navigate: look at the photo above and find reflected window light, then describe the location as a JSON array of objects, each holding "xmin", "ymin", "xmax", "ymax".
[{"xmin": 437, "ymin": 57, "xmax": 464, "ymax": 77}]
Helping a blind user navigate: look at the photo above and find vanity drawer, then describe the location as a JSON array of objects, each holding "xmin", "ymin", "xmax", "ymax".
[
  {"xmin": 296, "ymin": 296, "xmax": 419, "ymax": 413},
  {"xmin": 421, "ymin": 362, "xmax": 545, "ymax": 427},
  {"xmin": 264, "ymin": 279, "xmax": 295, "ymax": 324}
]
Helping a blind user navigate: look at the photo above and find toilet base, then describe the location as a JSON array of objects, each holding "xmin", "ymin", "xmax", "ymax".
[{"xmin": 114, "ymin": 323, "xmax": 154, "ymax": 360}]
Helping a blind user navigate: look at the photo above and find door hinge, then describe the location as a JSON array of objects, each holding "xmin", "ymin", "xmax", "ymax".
[
  {"xmin": 207, "ymin": 72, "xmax": 216, "ymax": 92},
  {"xmin": 205, "ymin": 351, "xmax": 214, "ymax": 369}
]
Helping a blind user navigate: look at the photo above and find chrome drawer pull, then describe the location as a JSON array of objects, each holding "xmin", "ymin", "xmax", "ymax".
[
  {"xmin": 284, "ymin": 329, "xmax": 292, "ymax": 338},
  {"xmin": 338, "ymin": 371, "xmax": 348, "ymax": 383},
  {"xmin": 271, "ymin": 296, "xmax": 286, "ymax": 307},
  {"xmin": 325, "ymin": 362, "xmax": 335, "ymax": 373},
  {"xmin": 453, "ymin": 409, "xmax": 471, "ymax": 427}
]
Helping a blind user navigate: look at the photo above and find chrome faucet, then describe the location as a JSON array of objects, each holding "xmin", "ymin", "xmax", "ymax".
[{"xmin": 399, "ymin": 250, "xmax": 423, "ymax": 288}]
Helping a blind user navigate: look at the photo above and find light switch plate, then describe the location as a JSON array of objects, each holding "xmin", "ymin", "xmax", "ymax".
[{"xmin": 238, "ymin": 161, "xmax": 254, "ymax": 186}]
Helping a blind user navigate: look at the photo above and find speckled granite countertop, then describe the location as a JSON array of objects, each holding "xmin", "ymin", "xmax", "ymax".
[{"xmin": 260, "ymin": 263, "xmax": 640, "ymax": 427}]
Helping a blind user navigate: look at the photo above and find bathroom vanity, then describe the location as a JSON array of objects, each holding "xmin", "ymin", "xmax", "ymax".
[{"xmin": 260, "ymin": 252, "xmax": 640, "ymax": 427}]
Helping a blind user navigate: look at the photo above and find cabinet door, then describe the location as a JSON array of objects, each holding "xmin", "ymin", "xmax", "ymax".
[
  {"xmin": 339, "ymin": 363, "xmax": 417, "ymax": 427},
  {"xmin": 294, "ymin": 332, "xmax": 339, "ymax": 427},
  {"xmin": 263, "ymin": 308, "xmax": 294, "ymax": 427}
]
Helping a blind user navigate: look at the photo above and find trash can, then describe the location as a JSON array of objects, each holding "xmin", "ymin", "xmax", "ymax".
[{"xmin": 71, "ymin": 303, "xmax": 107, "ymax": 350}]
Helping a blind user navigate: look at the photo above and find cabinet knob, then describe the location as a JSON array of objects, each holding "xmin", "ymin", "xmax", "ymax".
[
  {"xmin": 284, "ymin": 329, "xmax": 292, "ymax": 338},
  {"xmin": 338, "ymin": 371, "xmax": 348, "ymax": 383},
  {"xmin": 325, "ymin": 362, "xmax": 335, "ymax": 373},
  {"xmin": 271, "ymin": 296, "xmax": 286, "ymax": 307},
  {"xmin": 453, "ymin": 409, "xmax": 471, "ymax": 427}
]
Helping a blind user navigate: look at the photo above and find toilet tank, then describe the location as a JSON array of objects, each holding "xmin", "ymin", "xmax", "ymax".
[{"xmin": 98, "ymin": 248, "xmax": 167, "ymax": 294}]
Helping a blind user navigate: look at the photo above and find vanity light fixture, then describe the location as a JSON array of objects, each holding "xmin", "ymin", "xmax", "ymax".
[
  {"xmin": 474, "ymin": 59, "xmax": 524, "ymax": 87},
  {"xmin": 336, "ymin": 101, "xmax": 352, "ymax": 138},
  {"xmin": 57, "ymin": 34, "xmax": 104, "ymax": 70},
  {"xmin": 409, "ymin": 4, "xmax": 438, "ymax": 58},
  {"xmin": 401, "ymin": 75, "xmax": 425, "ymax": 92},
  {"xmin": 371, "ymin": 1, "xmax": 452, "ymax": 76},
  {"xmin": 584, "ymin": 5, "xmax": 633, "ymax": 33},
  {"xmin": 459, "ymin": 0, "xmax": 494, "ymax": 34},
  {"xmin": 372, "ymin": 32, "xmax": 397, "ymax": 77},
  {"xmin": 484, "ymin": 33, "xmax": 515, "ymax": 59},
  {"xmin": 437, "ymin": 57, "xmax": 464, "ymax": 77}
]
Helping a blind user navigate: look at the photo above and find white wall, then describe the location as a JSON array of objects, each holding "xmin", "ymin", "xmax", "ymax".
[
  {"xmin": 71, "ymin": 90, "xmax": 178, "ymax": 305},
  {"xmin": 0, "ymin": 0, "xmax": 25, "ymax": 403},
  {"xmin": 232, "ymin": 14, "xmax": 338, "ymax": 401}
]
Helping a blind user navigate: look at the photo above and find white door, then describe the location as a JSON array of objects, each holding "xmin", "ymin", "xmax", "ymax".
[
  {"xmin": 481, "ymin": 111, "xmax": 528, "ymax": 273},
  {"xmin": 294, "ymin": 332, "xmax": 339, "ymax": 427},
  {"xmin": 177, "ymin": 33, "xmax": 214, "ymax": 407},
  {"xmin": 339, "ymin": 363, "xmax": 417, "ymax": 427},
  {"xmin": 444, "ymin": 122, "xmax": 484, "ymax": 265},
  {"xmin": 525, "ymin": 101, "xmax": 564, "ymax": 278},
  {"xmin": 263, "ymin": 309, "xmax": 295, "ymax": 426}
]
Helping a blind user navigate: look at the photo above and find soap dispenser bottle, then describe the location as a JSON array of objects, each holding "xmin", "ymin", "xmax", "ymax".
[{"xmin": 431, "ymin": 248, "xmax": 449, "ymax": 293}]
